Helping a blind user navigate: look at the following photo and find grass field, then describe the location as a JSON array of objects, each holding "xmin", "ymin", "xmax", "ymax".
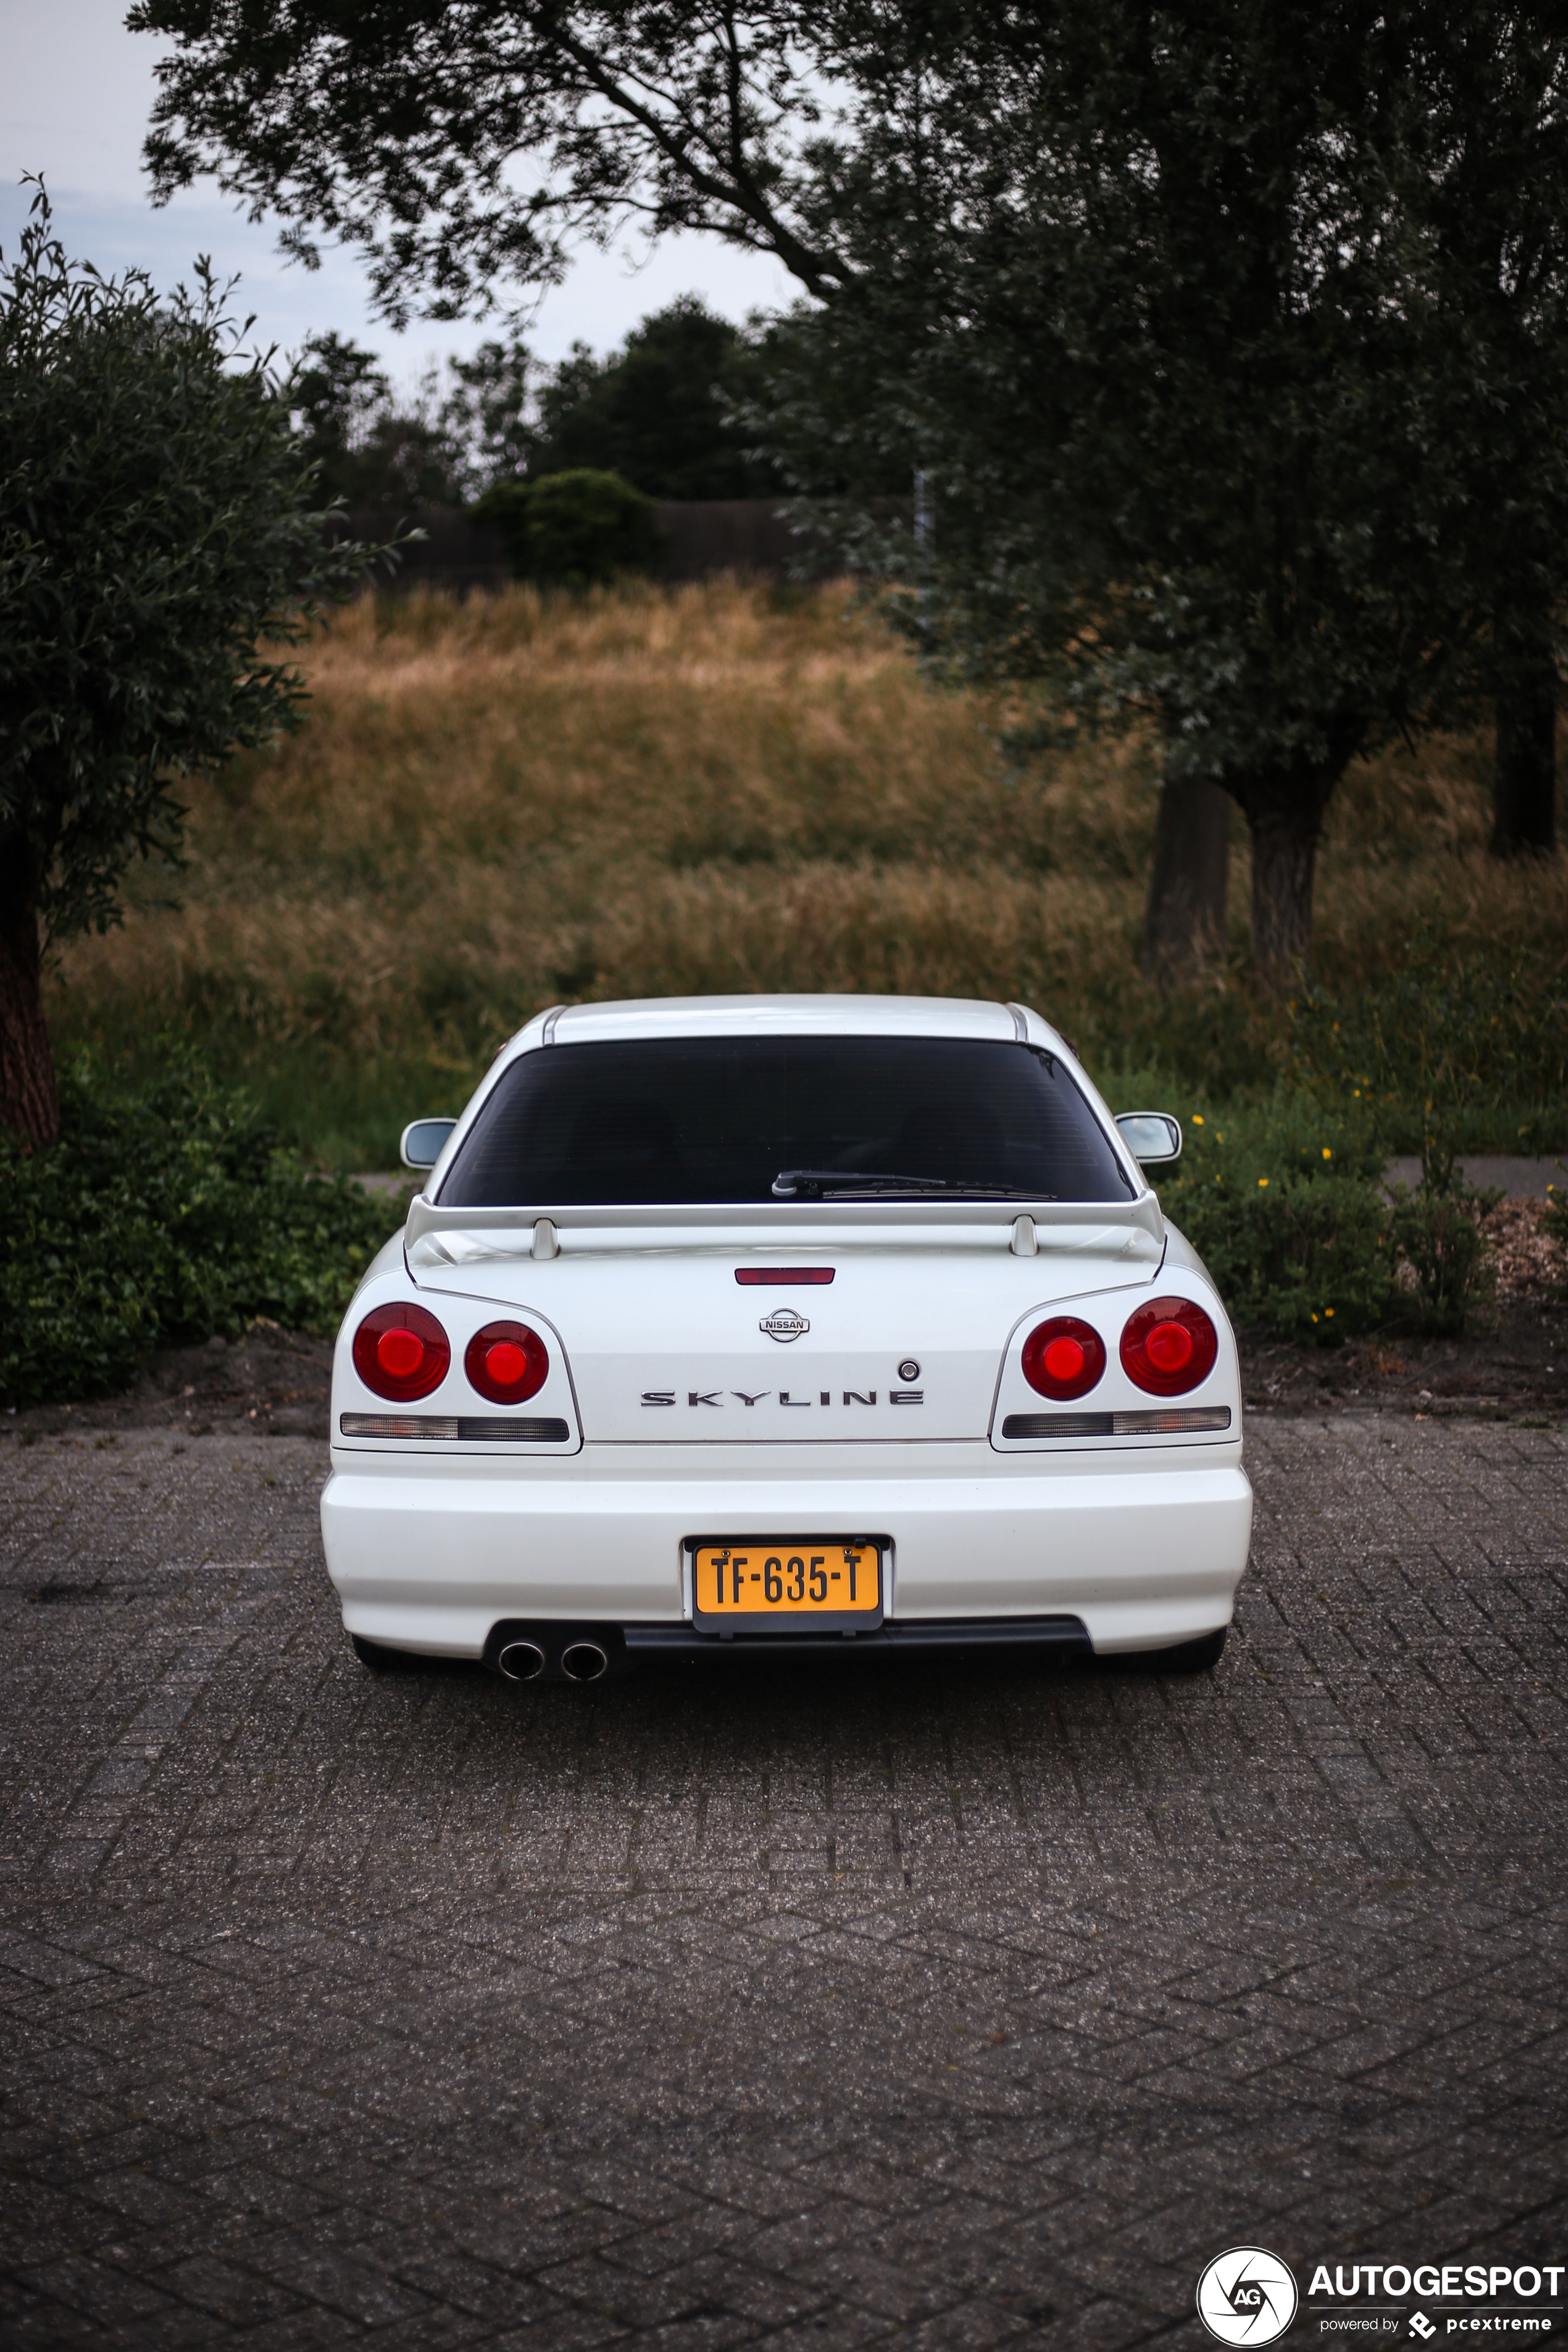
[{"xmin": 46, "ymin": 578, "xmax": 1568, "ymax": 1169}]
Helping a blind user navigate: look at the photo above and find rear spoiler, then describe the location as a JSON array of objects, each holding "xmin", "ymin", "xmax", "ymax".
[{"xmin": 404, "ymin": 1192, "xmax": 1164, "ymax": 1269}]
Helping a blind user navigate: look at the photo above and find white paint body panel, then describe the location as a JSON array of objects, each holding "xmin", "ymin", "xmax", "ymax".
[
  {"xmin": 409, "ymin": 1244, "xmax": 1164, "ymax": 1444},
  {"xmin": 323, "ymin": 1446, "xmax": 1251, "ymax": 1654},
  {"xmin": 322, "ymin": 994, "xmax": 1253, "ymax": 1658}
]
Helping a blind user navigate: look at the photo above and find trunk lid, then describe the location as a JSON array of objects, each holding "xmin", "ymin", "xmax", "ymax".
[{"xmin": 406, "ymin": 1207, "xmax": 1164, "ymax": 1442}]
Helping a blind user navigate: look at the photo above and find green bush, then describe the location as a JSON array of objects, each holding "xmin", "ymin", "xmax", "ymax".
[
  {"xmin": 0, "ymin": 1054, "xmax": 398, "ymax": 1407},
  {"xmin": 1385, "ymin": 1178, "xmax": 1499, "ymax": 1335},
  {"xmin": 472, "ymin": 468, "xmax": 661, "ymax": 585},
  {"xmin": 1155, "ymin": 1093, "xmax": 1498, "ymax": 1340},
  {"xmin": 1168, "ymin": 1168, "xmax": 1398, "ymax": 1341}
]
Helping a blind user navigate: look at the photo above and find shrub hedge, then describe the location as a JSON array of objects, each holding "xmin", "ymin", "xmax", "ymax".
[
  {"xmin": 1158, "ymin": 1095, "xmax": 1498, "ymax": 1340},
  {"xmin": 472, "ymin": 469, "xmax": 661, "ymax": 585},
  {"xmin": 0, "ymin": 1055, "xmax": 398, "ymax": 1408}
]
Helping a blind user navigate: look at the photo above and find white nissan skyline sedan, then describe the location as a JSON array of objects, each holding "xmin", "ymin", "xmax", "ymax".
[{"xmin": 322, "ymin": 995, "xmax": 1252, "ymax": 1683}]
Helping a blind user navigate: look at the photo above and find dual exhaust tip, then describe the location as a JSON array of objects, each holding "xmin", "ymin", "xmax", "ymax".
[{"xmin": 494, "ymin": 1631, "xmax": 613, "ymax": 1684}]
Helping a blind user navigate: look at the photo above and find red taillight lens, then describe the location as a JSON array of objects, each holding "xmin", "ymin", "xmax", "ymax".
[
  {"xmin": 1020, "ymin": 1315, "xmax": 1106, "ymax": 1400},
  {"xmin": 352, "ymin": 1303, "xmax": 451, "ymax": 1402},
  {"xmin": 465, "ymin": 1320, "xmax": 549, "ymax": 1405},
  {"xmin": 735, "ymin": 1268, "xmax": 836, "ymax": 1285},
  {"xmin": 1120, "ymin": 1297, "xmax": 1219, "ymax": 1396}
]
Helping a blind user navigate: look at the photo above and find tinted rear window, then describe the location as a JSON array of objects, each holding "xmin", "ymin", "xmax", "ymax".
[{"xmin": 438, "ymin": 1035, "xmax": 1132, "ymax": 1207}]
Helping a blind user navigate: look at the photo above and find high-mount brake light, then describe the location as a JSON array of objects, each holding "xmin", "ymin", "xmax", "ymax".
[
  {"xmin": 1120, "ymin": 1296, "xmax": 1218, "ymax": 1396},
  {"xmin": 352, "ymin": 1303, "xmax": 451, "ymax": 1402},
  {"xmin": 465, "ymin": 1320, "xmax": 550, "ymax": 1405},
  {"xmin": 735, "ymin": 1268, "xmax": 836, "ymax": 1286},
  {"xmin": 1020, "ymin": 1315, "xmax": 1106, "ymax": 1401}
]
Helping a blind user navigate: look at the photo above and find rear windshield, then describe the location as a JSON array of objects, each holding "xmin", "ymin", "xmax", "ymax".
[{"xmin": 438, "ymin": 1035, "xmax": 1133, "ymax": 1207}]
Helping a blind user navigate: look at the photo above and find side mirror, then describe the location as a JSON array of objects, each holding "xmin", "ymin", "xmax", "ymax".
[
  {"xmin": 1116, "ymin": 1112, "xmax": 1182, "ymax": 1166},
  {"xmin": 400, "ymin": 1118, "xmax": 457, "ymax": 1172}
]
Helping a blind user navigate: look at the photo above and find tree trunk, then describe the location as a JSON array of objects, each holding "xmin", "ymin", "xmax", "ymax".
[
  {"xmin": 1244, "ymin": 793, "xmax": 1322, "ymax": 992},
  {"xmin": 1141, "ymin": 772, "xmax": 1231, "ymax": 987},
  {"xmin": 1492, "ymin": 637, "xmax": 1557, "ymax": 857},
  {"xmin": 0, "ymin": 864, "xmax": 60, "ymax": 1150}
]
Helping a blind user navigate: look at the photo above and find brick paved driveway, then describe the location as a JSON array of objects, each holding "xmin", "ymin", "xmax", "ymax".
[{"xmin": 1, "ymin": 1417, "xmax": 1564, "ymax": 2350}]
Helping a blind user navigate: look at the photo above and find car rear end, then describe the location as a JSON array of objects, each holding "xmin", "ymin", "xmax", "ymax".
[{"xmin": 321, "ymin": 997, "xmax": 1251, "ymax": 1676}]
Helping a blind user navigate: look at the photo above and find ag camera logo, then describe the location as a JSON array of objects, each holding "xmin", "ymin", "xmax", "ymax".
[{"xmin": 1197, "ymin": 2248, "xmax": 1299, "ymax": 2345}]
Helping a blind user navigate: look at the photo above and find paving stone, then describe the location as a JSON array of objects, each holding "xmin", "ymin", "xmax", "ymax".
[{"xmin": 1, "ymin": 1417, "xmax": 1565, "ymax": 2347}]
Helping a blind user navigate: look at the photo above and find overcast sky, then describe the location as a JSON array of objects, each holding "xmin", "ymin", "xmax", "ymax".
[{"xmin": 1, "ymin": 0, "xmax": 793, "ymax": 387}]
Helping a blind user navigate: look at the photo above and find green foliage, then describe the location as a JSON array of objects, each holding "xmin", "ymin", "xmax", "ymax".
[
  {"xmin": 1157, "ymin": 1095, "xmax": 1498, "ymax": 1339},
  {"xmin": 1159, "ymin": 1100, "xmax": 1393, "ymax": 1339},
  {"xmin": 286, "ymin": 330, "xmax": 460, "ymax": 508},
  {"xmin": 286, "ymin": 306, "xmax": 785, "ymax": 510},
  {"xmin": 473, "ymin": 470, "xmax": 661, "ymax": 585},
  {"xmin": 1287, "ymin": 924, "xmax": 1568, "ymax": 1158},
  {"xmin": 0, "ymin": 182, "xmax": 372, "ymax": 954},
  {"xmin": 1386, "ymin": 1177, "xmax": 1500, "ymax": 1335},
  {"xmin": 439, "ymin": 335, "xmax": 535, "ymax": 500},
  {"xmin": 750, "ymin": 9, "xmax": 1568, "ymax": 973},
  {"xmin": 766, "ymin": 17, "xmax": 1502, "ymax": 724},
  {"xmin": 0, "ymin": 1055, "xmax": 396, "ymax": 1407},
  {"xmin": 133, "ymin": 2, "xmax": 844, "ymax": 325},
  {"xmin": 1178, "ymin": 1176, "xmax": 1398, "ymax": 1342},
  {"xmin": 530, "ymin": 299, "xmax": 786, "ymax": 498}
]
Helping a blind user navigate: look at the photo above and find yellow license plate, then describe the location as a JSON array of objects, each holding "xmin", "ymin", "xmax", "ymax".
[{"xmin": 691, "ymin": 1540, "xmax": 883, "ymax": 1632}]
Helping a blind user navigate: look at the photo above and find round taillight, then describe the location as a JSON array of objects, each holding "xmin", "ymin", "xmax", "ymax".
[
  {"xmin": 352, "ymin": 1303, "xmax": 451, "ymax": 1402},
  {"xmin": 465, "ymin": 1320, "xmax": 549, "ymax": 1405},
  {"xmin": 1020, "ymin": 1315, "xmax": 1106, "ymax": 1400},
  {"xmin": 1120, "ymin": 1296, "xmax": 1219, "ymax": 1396}
]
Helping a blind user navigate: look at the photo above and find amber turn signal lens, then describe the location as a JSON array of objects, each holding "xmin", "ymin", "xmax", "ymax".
[
  {"xmin": 1020, "ymin": 1315, "xmax": 1106, "ymax": 1400},
  {"xmin": 1120, "ymin": 1297, "xmax": 1218, "ymax": 1396},
  {"xmin": 352, "ymin": 1303, "xmax": 451, "ymax": 1402},
  {"xmin": 465, "ymin": 1320, "xmax": 549, "ymax": 1405}
]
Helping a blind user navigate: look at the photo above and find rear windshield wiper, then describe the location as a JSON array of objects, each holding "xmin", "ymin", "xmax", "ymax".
[{"xmin": 772, "ymin": 1169, "xmax": 1048, "ymax": 1201}]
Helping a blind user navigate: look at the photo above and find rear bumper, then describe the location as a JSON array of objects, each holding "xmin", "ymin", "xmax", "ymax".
[{"xmin": 321, "ymin": 1450, "xmax": 1253, "ymax": 1658}]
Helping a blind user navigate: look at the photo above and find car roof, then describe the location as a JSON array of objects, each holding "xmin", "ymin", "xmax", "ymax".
[{"xmin": 535, "ymin": 994, "xmax": 1035, "ymax": 1047}]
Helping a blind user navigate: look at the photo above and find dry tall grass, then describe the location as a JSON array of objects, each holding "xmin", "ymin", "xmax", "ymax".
[{"xmin": 48, "ymin": 577, "xmax": 1568, "ymax": 1161}]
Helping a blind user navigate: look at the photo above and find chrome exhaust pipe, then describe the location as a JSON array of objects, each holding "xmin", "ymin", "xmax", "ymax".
[
  {"xmin": 560, "ymin": 1640, "xmax": 609, "ymax": 1683},
  {"xmin": 496, "ymin": 1639, "xmax": 546, "ymax": 1682}
]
